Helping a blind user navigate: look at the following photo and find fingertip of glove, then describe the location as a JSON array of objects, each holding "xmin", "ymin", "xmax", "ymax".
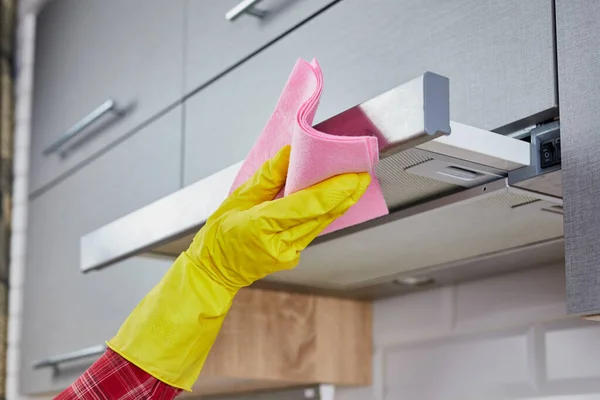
[
  {"xmin": 353, "ymin": 172, "xmax": 371, "ymax": 201},
  {"xmin": 278, "ymin": 145, "xmax": 292, "ymax": 159},
  {"xmin": 265, "ymin": 145, "xmax": 291, "ymax": 182},
  {"xmin": 334, "ymin": 172, "xmax": 371, "ymax": 197},
  {"xmin": 324, "ymin": 172, "xmax": 371, "ymax": 211},
  {"xmin": 272, "ymin": 145, "xmax": 291, "ymax": 168}
]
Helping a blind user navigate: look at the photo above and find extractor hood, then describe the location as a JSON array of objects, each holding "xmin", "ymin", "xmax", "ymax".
[{"xmin": 81, "ymin": 73, "xmax": 564, "ymax": 298}]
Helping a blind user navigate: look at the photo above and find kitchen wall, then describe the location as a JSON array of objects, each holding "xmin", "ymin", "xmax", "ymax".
[{"xmin": 337, "ymin": 264, "xmax": 600, "ymax": 400}]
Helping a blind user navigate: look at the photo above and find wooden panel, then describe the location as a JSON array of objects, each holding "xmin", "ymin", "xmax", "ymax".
[
  {"xmin": 314, "ymin": 295, "xmax": 372, "ymax": 385},
  {"xmin": 203, "ymin": 289, "xmax": 318, "ymax": 382},
  {"xmin": 195, "ymin": 288, "xmax": 372, "ymax": 395}
]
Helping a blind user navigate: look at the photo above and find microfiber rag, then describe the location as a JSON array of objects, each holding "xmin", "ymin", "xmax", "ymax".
[{"xmin": 230, "ymin": 58, "xmax": 388, "ymax": 234}]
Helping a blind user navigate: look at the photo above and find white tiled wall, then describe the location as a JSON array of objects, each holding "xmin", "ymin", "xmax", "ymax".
[{"xmin": 337, "ymin": 264, "xmax": 600, "ymax": 400}]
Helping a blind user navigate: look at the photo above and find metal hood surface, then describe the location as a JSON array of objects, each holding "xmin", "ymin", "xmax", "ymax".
[{"xmin": 81, "ymin": 72, "xmax": 563, "ymax": 298}]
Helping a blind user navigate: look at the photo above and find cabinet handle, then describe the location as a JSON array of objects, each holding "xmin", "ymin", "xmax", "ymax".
[
  {"xmin": 43, "ymin": 99, "xmax": 125, "ymax": 156},
  {"xmin": 32, "ymin": 344, "xmax": 106, "ymax": 370},
  {"xmin": 225, "ymin": 0, "xmax": 267, "ymax": 21}
]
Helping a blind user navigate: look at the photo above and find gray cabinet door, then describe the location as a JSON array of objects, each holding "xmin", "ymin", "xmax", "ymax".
[
  {"xmin": 184, "ymin": 0, "xmax": 338, "ymax": 93},
  {"xmin": 183, "ymin": 0, "xmax": 556, "ymax": 186},
  {"xmin": 556, "ymin": 1, "xmax": 600, "ymax": 317},
  {"xmin": 20, "ymin": 107, "xmax": 182, "ymax": 395},
  {"xmin": 29, "ymin": 0, "xmax": 184, "ymax": 195}
]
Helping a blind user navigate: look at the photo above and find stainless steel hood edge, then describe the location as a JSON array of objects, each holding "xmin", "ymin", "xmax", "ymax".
[
  {"xmin": 81, "ymin": 72, "xmax": 454, "ymax": 272},
  {"xmin": 80, "ymin": 72, "xmax": 536, "ymax": 278},
  {"xmin": 80, "ymin": 160, "xmax": 242, "ymax": 271}
]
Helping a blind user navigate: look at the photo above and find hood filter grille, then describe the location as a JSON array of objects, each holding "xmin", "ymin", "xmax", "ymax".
[{"xmin": 377, "ymin": 149, "xmax": 461, "ymax": 210}]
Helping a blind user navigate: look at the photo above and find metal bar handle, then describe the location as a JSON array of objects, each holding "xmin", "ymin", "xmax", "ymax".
[
  {"xmin": 225, "ymin": 0, "xmax": 267, "ymax": 21},
  {"xmin": 32, "ymin": 344, "xmax": 107, "ymax": 369},
  {"xmin": 43, "ymin": 99, "xmax": 124, "ymax": 156}
]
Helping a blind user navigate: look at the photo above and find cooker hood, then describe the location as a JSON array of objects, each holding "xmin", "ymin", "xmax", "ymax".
[{"xmin": 81, "ymin": 72, "xmax": 563, "ymax": 298}]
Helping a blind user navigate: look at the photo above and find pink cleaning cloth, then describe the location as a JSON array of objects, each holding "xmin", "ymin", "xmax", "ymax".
[{"xmin": 230, "ymin": 59, "xmax": 388, "ymax": 234}]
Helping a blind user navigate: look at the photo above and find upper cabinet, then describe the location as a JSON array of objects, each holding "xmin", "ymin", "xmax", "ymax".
[
  {"xmin": 183, "ymin": 0, "xmax": 557, "ymax": 185},
  {"xmin": 21, "ymin": 106, "xmax": 183, "ymax": 395},
  {"xmin": 29, "ymin": 0, "xmax": 185, "ymax": 195},
  {"xmin": 556, "ymin": 1, "xmax": 600, "ymax": 317},
  {"xmin": 184, "ymin": 0, "xmax": 339, "ymax": 93}
]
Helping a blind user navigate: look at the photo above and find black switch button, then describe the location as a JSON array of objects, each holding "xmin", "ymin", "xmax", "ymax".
[{"xmin": 540, "ymin": 141, "xmax": 555, "ymax": 168}]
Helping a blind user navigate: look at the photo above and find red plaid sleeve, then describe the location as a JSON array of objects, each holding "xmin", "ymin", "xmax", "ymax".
[{"xmin": 56, "ymin": 348, "xmax": 182, "ymax": 400}]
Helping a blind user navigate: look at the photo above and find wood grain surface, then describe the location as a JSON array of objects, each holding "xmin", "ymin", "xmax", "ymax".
[{"xmin": 194, "ymin": 288, "xmax": 372, "ymax": 395}]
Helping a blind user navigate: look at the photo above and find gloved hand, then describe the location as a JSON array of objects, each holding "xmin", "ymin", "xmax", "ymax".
[{"xmin": 107, "ymin": 145, "xmax": 371, "ymax": 391}]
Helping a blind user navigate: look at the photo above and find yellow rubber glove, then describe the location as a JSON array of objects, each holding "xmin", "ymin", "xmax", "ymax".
[{"xmin": 107, "ymin": 145, "xmax": 371, "ymax": 391}]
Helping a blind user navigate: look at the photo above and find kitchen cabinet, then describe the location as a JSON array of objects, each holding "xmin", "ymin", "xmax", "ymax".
[
  {"xmin": 184, "ymin": 0, "xmax": 338, "ymax": 93},
  {"xmin": 556, "ymin": 1, "xmax": 600, "ymax": 318},
  {"xmin": 29, "ymin": 0, "xmax": 184, "ymax": 195},
  {"xmin": 183, "ymin": 0, "xmax": 556, "ymax": 186},
  {"xmin": 20, "ymin": 107, "xmax": 182, "ymax": 395}
]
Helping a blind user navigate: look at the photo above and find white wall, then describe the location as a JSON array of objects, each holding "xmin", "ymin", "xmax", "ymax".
[
  {"xmin": 338, "ymin": 264, "xmax": 600, "ymax": 400},
  {"xmin": 6, "ymin": 10, "xmax": 37, "ymax": 400}
]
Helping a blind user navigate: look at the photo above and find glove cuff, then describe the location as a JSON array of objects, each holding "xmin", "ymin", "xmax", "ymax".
[{"xmin": 108, "ymin": 252, "xmax": 235, "ymax": 391}]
